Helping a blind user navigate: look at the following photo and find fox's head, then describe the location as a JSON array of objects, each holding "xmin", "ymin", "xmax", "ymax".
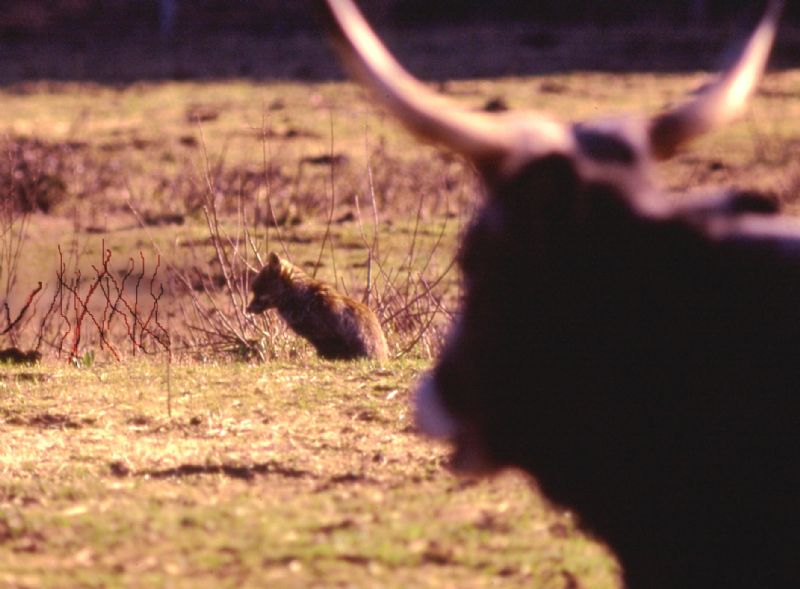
[{"xmin": 246, "ymin": 252, "xmax": 291, "ymax": 314}]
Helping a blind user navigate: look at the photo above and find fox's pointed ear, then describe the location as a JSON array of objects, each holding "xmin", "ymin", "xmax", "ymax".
[{"xmin": 268, "ymin": 252, "xmax": 281, "ymax": 269}]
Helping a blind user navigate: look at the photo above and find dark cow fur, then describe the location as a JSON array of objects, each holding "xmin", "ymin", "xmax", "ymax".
[
  {"xmin": 429, "ymin": 155, "xmax": 799, "ymax": 588},
  {"xmin": 320, "ymin": 1, "xmax": 795, "ymax": 587}
]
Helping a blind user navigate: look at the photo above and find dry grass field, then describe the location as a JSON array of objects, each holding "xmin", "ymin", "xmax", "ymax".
[
  {"xmin": 1, "ymin": 360, "xmax": 617, "ymax": 588},
  {"xmin": 3, "ymin": 22, "xmax": 800, "ymax": 589}
]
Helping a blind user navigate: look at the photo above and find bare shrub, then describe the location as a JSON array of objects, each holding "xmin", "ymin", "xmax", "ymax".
[
  {"xmin": 0, "ymin": 112, "xmax": 461, "ymax": 362},
  {"xmin": 0, "ymin": 154, "xmax": 39, "ymax": 350},
  {"xmin": 52, "ymin": 243, "xmax": 171, "ymax": 363},
  {"xmin": 164, "ymin": 123, "xmax": 458, "ymax": 361}
]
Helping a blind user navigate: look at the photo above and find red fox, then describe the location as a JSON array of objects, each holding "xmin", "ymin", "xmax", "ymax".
[{"xmin": 246, "ymin": 252, "xmax": 388, "ymax": 360}]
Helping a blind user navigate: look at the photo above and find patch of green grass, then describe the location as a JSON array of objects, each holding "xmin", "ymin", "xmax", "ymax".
[{"xmin": 0, "ymin": 359, "xmax": 618, "ymax": 588}]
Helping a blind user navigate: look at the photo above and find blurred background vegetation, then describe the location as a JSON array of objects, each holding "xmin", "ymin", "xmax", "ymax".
[
  {"xmin": 2, "ymin": 1, "xmax": 800, "ymax": 41},
  {"xmin": 2, "ymin": 0, "xmax": 800, "ymax": 84}
]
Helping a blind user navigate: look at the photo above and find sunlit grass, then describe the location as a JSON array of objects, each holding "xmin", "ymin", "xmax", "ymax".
[{"xmin": 0, "ymin": 359, "xmax": 619, "ymax": 588}]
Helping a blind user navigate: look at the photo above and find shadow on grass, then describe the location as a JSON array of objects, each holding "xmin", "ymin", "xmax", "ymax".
[
  {"xmin": 112, "ymin": 460, "xmax": 312, "ymax": 481},
  {"xmin": 5, "ymin": 412, "xmax": 94, "ymax": 428},
  {"xmin": 109, "ymin": 460, "xmax": 389, "ymax": 489}
]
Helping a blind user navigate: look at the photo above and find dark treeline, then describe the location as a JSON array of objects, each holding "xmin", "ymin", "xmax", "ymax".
[
  {"xmin": 1, "ymin": 0, "xmax": 798, "ymax": 41},
  {"xmin": 387, "ymin": 0, "xmax": 798, "ymax": 25}
]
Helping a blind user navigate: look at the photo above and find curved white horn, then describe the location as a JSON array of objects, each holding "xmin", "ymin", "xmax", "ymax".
[
  {"xmin": 320, "ymin": 0, "xmax": 565, "ymax": 163},
  {"xmin": 649, "ymin": 0, "xmax": 783, "ymax": 160}
]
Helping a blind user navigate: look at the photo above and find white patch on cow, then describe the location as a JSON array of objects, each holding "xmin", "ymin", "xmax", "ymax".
[{"xmin": 414, "ymin": 375, "xmax": 459, "ymax": 439}]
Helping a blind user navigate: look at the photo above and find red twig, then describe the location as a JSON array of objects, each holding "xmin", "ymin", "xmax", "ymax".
[{"xmin": 53, "ymin": 245, "xmax": 170, "ymax": 362}]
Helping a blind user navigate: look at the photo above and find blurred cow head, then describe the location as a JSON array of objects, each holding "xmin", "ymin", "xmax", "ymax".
[{"xmin": 320, "ymin": 1, "xmax": 796, "ymax": 587}]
